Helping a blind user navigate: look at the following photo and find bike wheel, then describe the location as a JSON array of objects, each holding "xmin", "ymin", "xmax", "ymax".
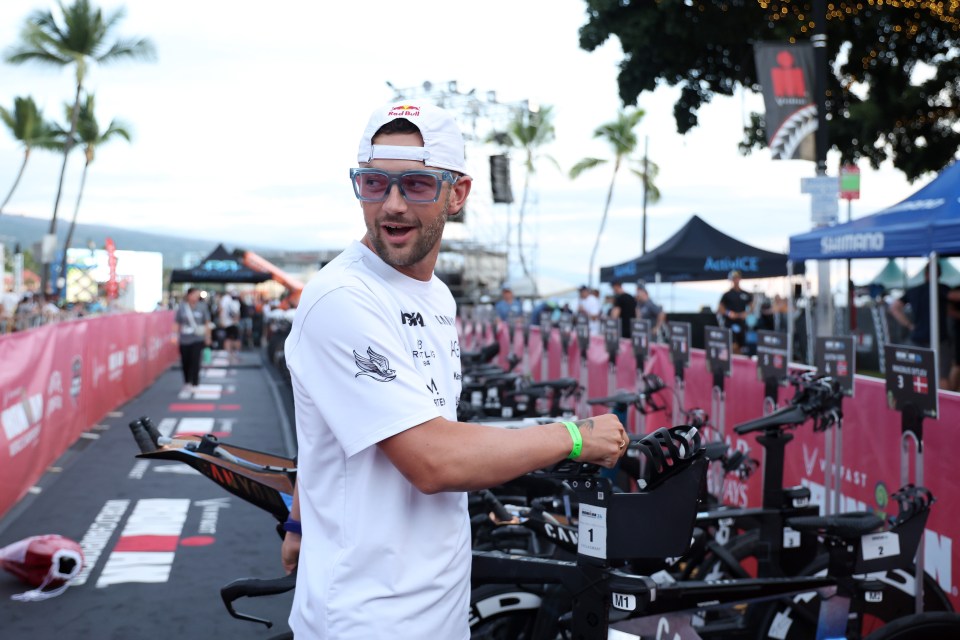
[
  {"xmin": 757, "ymin": 555, "xmax": 954, "ymax": 639},
  {"xmin": 861, "ymin": 612, "xmax": 960, "ymax": 639},
  {"xmin": 469, "ymin": 584, "xmax": 543, "ymax": 640}
]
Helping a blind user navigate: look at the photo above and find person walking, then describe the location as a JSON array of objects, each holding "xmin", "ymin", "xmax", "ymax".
[
  {"xmin": 609, "ymin": 280, "xmax": 637, "ymax": 338},
  {"xmin": 175, "ymin": 287, "xmax": 210, "ymax": 391},
  {"xmin": 635, "ymin": 282, "xmax": 667, "ymax": 340},
  {"xmin": 718, "ymin": 270, "xmax": 753, "ymax": 355},
  {"xmin": 280, "ymin": 100, "xmax": 626, "ymax": 639}
]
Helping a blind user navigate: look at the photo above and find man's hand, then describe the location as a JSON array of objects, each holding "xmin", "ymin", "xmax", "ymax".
[
  {"xmin": 281, "ymin": 532, "xmax": 300, "ymax": 575},
  {"xmin": 572, "ymin": 414, "xmax": 628, "ymax": 468}
]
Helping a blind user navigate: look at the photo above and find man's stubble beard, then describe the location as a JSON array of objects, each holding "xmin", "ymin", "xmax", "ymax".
[{"xmin": 367, "ymin": 194, "xmax": 450, "ymax": 269}]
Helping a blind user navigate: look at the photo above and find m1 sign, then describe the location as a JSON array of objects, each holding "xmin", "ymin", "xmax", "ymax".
[{"xmin": 840, "ymin": 164, "xmax": 860, "ymax": 200}]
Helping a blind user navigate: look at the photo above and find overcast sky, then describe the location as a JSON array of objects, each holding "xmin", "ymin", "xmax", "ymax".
[{"xmin": 0, "ymin": 0, "xmax": 938, "ymax": 306}]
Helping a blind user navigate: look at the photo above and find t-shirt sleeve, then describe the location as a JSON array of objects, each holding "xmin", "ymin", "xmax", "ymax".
[{"xmin": 287, "ymin": 286, "xmax": 442, "ymax": 457}]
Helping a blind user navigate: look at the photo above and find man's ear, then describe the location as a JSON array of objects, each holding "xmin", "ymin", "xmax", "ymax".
[{"xmin": 447, "ymin": 176, "xmax": 472, "ymax": 215}]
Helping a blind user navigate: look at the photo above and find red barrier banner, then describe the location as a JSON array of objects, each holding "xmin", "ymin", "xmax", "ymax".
[
  {"xmin": 502, "ymin": 325, "xmax": 959, "ymax": 609},
  {"xmin": 0, "ymin": 312, "xmax": 178, "ymax": 518}
]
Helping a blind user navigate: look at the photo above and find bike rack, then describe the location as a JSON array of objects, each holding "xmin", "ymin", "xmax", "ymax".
[
  {"xmin": 900, "ymin": 401, "xmax": 926, "ymax": 614},
  {"xmin": 539, "ymin": 311, "xmax": 552, "ymax": 383},
  {"xmin": 575, "ymin": 316, "xmax": 591, "ymax": 418}
]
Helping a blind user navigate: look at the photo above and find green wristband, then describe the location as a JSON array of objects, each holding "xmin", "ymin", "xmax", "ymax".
[{"xmin": 562, "ymin": 421, "xmax": 582, "ymax": 459}]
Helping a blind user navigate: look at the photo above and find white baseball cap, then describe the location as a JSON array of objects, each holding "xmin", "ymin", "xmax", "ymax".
[{"xmin": 357, "ymin": 100, "xmax": 469, "ymax": 175}]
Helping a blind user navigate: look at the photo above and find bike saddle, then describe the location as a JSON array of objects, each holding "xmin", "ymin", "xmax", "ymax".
[
  {"xmin": 526, "ymin": 377, "xmax": 579, "ymax": 391},
  {"xmin": 785, "ymin": 512, "xmax": 883, "ymax": 540},
  {"xmin": 734, "ymin": 403, "xmax": 809, "ymax": 434},
  {"xmin": 587, "ymin": 391, "xmax": 639, "ymax": 406}
]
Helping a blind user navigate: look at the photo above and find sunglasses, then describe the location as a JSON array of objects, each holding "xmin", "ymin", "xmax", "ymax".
[{"xmin": 350, "ymin": 168, "xmax": 458, "ymax": 203}]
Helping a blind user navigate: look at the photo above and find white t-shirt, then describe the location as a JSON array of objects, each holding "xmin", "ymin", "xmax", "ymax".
[
  {"xmin": 218, "ymin": 294, "xmax": 239, "ymax": 327},
  {"xmin": 285, "ymin": 241, "xmax": 468, "ymax": 640}
]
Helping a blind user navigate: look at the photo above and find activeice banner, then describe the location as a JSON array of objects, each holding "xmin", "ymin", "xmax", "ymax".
[{"xmin": 0, "ymin": 312, "xmax": 177, "ymax": 518}]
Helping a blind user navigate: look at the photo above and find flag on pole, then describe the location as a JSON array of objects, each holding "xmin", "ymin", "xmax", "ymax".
[{"xmin": 754, "ymin": 42, "xmax": 817, "ymax": 161}]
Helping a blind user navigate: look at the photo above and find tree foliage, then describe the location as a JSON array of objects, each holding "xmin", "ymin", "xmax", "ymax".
[{"xmin": 578, "ymin": 0, "xmax": 960, "ymax": 181}]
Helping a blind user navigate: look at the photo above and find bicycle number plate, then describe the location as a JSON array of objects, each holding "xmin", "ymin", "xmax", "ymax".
[
  {"xmin": 611, "ymin": 592, "xmax": 637, "ymax": 611},
  {"xmin": 783, "ymin": 527, "xmax": 801, "ymax": 549},
  {"xmin": 577, "ymin": 503, "xmax": 608, "ymax": 559},
  {"xmin": 861, "ymin": 531, "xmax": 900, "ymax": 561}
]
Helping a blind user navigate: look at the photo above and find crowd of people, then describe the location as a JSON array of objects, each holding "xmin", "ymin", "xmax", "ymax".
[{"xmin": 0, "ymin": 287, "xmax": 110, "ymax": 334}]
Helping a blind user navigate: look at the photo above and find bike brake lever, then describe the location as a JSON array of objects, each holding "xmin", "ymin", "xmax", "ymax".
[{"xmin": 220, "ymin": 571, "xmax": 297, "ymax": 628}]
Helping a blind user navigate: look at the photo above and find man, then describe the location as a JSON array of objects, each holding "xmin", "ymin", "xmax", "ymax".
[
  {"xmin": 718, "ymin": 270, "xmax": 753, "ymax": 355},
  {"xmin": 494, "ymin": 285, "xmax": 522, "ymax": 321},
  {"xmin": 889, "ymin": 264, "xmax": 958, "ymax": 388},
  {"xmin": 609, "ymin": 280, "xmax": 637, "ymax": 338},
  {"xmin": 217, "ymin": 289, "xmax": 241, "ymax": 361},
  {"xmin": 577, "ymin": 284, "xmax": 602, "ymax": 335},
  {"xmin": 635, "ymin": 283, "xmax": 667, "ymax": 339},
  {"xmin": 281, "ymin": 101, "xmax": 626, "ymax": 639}
]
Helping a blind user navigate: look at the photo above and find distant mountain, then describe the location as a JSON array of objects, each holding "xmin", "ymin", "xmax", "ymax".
[{"xmin": 0, "ymin": 214, "xmax": 283, "ymax": 268}]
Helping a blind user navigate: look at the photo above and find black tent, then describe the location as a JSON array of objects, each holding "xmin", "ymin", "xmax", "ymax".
[
  {"xmin": 599, "ymin": 215, "xmax": 803, "ymax": 283},
  {"xmin": 169, "ymin": 243, "xmax": 271, "ymax": 285}
]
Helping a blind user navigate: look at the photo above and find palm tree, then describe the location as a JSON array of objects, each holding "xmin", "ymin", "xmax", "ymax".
[
  {"xmin": 0, "ymin": 96, "xmax": 58, "ymax": 216},
  {"xmin": 4, "ymin": 0, "xmax": 155, "ymax": 288},
  {"xmin": 487, "ymin": 105, "xmax": 559, "ymax": 298},
  {"xmin": 569, "ymin": 108, "xmax": 661, "ymax": 288},
  {"xmin": 57, "ymin": 93, "xmax": 131, "ymax": 285}
]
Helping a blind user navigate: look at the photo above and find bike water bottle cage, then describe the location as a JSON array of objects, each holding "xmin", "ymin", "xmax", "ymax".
[{"xmin": 631, "ymin": 426, "xmax": 703, "ymax": 490}]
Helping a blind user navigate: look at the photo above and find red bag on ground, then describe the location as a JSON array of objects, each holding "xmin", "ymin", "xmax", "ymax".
[{"xmin": 0, "ymin": 534, "xmax": 84, "ymax": 601}]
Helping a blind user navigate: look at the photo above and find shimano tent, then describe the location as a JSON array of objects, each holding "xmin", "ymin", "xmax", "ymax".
[
  {"xmin": 599, "ymin": 214, "xmax": 800, "ymax": 284},
  {"xmin": 789, "ymin": 160, "xmax": 960, "ymax": 261}
]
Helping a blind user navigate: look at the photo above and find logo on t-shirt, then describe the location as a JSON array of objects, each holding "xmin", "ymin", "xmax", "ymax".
[
  {"xmin": 353, "ymin": 347, "xmax": 397, "ymax": 382},
  {"xmin": 401, "ymin": 311, "xmax": 425, "ymax": 327}
]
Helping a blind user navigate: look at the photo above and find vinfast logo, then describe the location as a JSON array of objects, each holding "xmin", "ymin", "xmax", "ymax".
[
  {"xmin": 45, "ymin": 371, "xmax": 64, "ymax": 418},
  {"xmin": 2, "ymin": 389, "xmax": 43, "ymax": 458},
  {"xmin": 401, "ymin": 311, "xmax": 425, "ymax": 327},
  {"xmin": 70, "ymin": 356, "xmax": 82, "ymax": 405},
  {"xmin": 92, "ymin": 358, "xmax": 106, "ymax": 387},
  {"xmin": 388, "ymin": 104, "xmax": 420, "ymax": 117},
  {"xmin": 820, "ymin": 232, "xmax": 884, "ymax": 255},
  {"xmin": 107, "ymin": 349, "xmax": 124, "ymax": 382}
]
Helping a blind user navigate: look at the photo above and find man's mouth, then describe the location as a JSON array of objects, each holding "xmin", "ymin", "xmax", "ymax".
[{"xmin": 384, "ymin": 223, "xmax": 414, "ymax": 239}]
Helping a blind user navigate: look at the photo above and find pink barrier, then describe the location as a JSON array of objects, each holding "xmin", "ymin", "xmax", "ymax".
[
  {"xmin": 490, "ymin": 323, "xmax": 959, "ymax": 609},
  {"xmin": 0, "ymin": 312, "xmax": 179, "ymax": 518}
]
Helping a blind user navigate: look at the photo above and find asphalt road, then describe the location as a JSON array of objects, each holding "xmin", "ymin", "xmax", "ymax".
[{"xmin": 0, "ymin": 351, "xmax": 297, "ymax": 640}]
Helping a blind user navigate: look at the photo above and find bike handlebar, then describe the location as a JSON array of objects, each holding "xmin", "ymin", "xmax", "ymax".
[{"xmin": 220, "ymin": 571, "xmax": 297, "ymax": 628}]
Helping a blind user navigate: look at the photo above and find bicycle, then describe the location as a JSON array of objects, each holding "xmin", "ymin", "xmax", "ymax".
[{"xmin": 469, "ymin": 434, "xmax": 951, "ymax": 640}]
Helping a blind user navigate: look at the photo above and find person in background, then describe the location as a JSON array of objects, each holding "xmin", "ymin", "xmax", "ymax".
[
  {"xmin": 175, "ymin": 287, "xmax": 211, "ymax": 392},
  {"xmin": 718, "ymin": 270, "xmax": 753, "ymax": 355},
  {"xmin": 280, "ymin": 99, "xmax": 626, "ymax": 639},
  {"xmin": 217, "ymin": 288, "xmax": 242, "ymax": 362},
  {"xmin": 494, "ymin": 285, "xmax": 522, "ymax": 321},
  {"xmin": 636, "ymin": 282, "xmax": 667, "ymax": 340},
  {"xmin": 889, "ymin": 264, "xmax": 959, "ymax": 388},
  {"xmin": 577, "ymin": 285, "xmax": 602, "ymax": 335},
  {"xmin": 609, "ymin": 280, "xmax": 637, "ymax": 338}
]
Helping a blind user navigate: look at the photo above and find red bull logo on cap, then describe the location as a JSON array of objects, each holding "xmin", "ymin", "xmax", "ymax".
[{"xmin": 388, "ymin": 104, "xmax": 420, "ymax": 117}]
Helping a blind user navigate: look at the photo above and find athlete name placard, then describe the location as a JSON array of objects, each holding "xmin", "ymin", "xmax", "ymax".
[
  {"xmin": 815, "ymin": 336, "xmax": 855, "ymax": 397},
  {"xmin": 669, "ymin": 322, "xmax": 692, "ymax": 369},
  {"xmin": 884, "ymin": 344, "xmax": 938, "ymax": 418},
  {"xmin": 756, "ymin": 330, "xmax": 789, "ymax": 384},
  {"xmin": 704, "ymin": 326, "xmax": 732, "ymax": 377}
]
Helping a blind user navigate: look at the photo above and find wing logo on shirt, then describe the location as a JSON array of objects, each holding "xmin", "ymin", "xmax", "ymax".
[{"xmin": 353, "ymin": 347, "xmax": 397, "ymax": 382}]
